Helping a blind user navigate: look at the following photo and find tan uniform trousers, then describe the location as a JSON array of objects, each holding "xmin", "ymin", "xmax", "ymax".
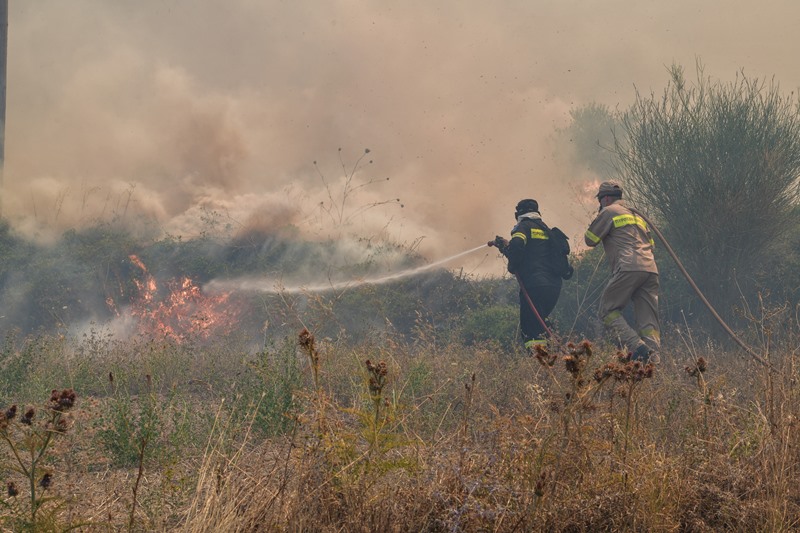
[{"xmin": 599, "ymin": 270, "xmax": 660, "ymax": 351}]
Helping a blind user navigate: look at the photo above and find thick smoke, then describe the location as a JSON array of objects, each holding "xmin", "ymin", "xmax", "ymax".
[{"xmin": 4, "ymin": 0, "xmax": 799, "ymax": 278}]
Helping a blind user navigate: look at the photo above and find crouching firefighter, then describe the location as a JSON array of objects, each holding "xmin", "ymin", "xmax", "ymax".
[
  {"xmin": 491, "ymin": 199, "xmax": 571, "ymax": 353},
  {"xmin": 584, "ymin": 181, "xmax": 660, "ymax": 363}
]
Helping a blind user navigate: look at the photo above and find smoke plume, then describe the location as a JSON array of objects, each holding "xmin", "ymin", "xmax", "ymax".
[{"xmin": 4, "ymin": 0, "xmax": 798, "ymax": 278}]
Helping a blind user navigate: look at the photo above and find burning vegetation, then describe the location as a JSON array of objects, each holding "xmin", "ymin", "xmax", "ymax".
[
  {"xmin": 0, "ymin": 222, "xmax": 466, "ymax": 343},
  {"xmin": 119, "ymin": 254, "xmax": 242, "ymax": 341}
]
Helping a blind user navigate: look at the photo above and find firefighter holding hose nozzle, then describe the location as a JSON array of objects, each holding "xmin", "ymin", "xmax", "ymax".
[
  {"xmin": 585, "ymin": 181, "xmax": 660, "ymax": 363},
  {"xmin": 490, "ymin": 199, "xmax": 567, "ymax": 354}
]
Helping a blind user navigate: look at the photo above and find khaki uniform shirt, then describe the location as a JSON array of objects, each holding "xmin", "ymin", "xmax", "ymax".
[{"xmin": 584, "ymin": 200, "xmax": 657, "ymax": 274}]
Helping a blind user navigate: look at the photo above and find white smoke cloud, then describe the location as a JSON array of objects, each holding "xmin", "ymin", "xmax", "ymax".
[{"xmin": 4, "ymin": 0, "xmax": 799, "ymax": 276}]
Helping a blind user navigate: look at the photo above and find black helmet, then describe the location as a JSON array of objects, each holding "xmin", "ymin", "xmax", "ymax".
[
  {"xmin": 515, "ymin": 199, "xmax": 539, "ymax": 218},
  {"xmin": 596, "ymin": 181, "xmax": 623, "ymax": 199}
]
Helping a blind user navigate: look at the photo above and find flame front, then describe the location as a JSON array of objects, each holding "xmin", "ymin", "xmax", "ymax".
[{"xmin": 118, "ymin": 254, "xmax": 242, "ymax": 341}]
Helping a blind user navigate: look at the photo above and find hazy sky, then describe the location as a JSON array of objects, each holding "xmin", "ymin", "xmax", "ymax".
[{"xmin": 5, "ymin": 0, "xmax": 800, "ymax": 277}]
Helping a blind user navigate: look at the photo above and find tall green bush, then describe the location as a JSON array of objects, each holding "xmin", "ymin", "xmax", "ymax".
[{"xmin": 613, "ymin": 62, "xmax": 800, "ymax": 325}]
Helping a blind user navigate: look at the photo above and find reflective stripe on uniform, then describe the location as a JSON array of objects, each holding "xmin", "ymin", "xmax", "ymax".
[
  {"xmin": 530, "ymin": 228, "xmax": 548, "ymax": 240},
  {"xmin": 612, "ymin": 213, "xmax": 647, "ymax": 231},
  {"xmin": 585, "ymin": 230, "xmax": 601, "ymax": 244},
  {"xmin": 603, "ymin": 310, "xmax": 622, "ymax": 326},
  {"xmin": 525, "ymin": 339, "xmax": 547, "ymax": 349},
  {"xmin": 511, "ymin": 231, "xmax": 527, "ymax": 243},
  {"xmin": 639, "ymin": 328, "xmax": 660, "ymax": 340}
]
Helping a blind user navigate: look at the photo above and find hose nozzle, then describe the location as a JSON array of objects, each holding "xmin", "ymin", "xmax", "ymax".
[{"xmin": 489, "ymin": 235, "xmax": 508, "ymax": 251}]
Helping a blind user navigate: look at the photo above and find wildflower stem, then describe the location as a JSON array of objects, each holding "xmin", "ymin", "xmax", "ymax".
[
  {"xmin": 0, "ymin": 433, "xmax": 30, "ymax": 478},
  {"xmin": 128, "ymin": 436, "xmax": 148, "ymax": 532},
  {"xmin": 33, "ymin": 412, "xmax": 59, "ymax": 464}
]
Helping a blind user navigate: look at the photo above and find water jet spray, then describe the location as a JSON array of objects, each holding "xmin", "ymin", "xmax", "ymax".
[{"xmin": 205, "ymin": 243, "xmax": 490, "ymax": 294}]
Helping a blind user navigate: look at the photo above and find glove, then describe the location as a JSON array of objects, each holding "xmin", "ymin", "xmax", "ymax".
[{"xmin": 492, "ymin": 235, "xmax": 509, "ymax": 251}]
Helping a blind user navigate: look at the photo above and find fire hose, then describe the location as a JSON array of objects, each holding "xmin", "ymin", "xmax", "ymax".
[
  {"xmin": 628, "ymin": 207, "xmax": 772, "ymax": 371},
  {"xmin": 490, "ymin": 215, "xmax": 773, "ymax": 371}
]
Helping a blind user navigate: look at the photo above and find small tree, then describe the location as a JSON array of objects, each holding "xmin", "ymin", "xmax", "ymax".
[
  {"xmin": 558, "ymin": 102, "xmax": 620, "ymax": 177},
  {"xmin": 613, "ymin": 62, "xmax": 800, "ymax": 321}
]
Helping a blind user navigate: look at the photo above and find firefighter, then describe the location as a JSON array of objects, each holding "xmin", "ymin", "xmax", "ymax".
[
  {"xmin": 585, "ymin": 181, "xmax": 660, "ymax": 362},
  {"xmin": 496, "ymin": 199, "xmax": 563, "ymax": 352}
]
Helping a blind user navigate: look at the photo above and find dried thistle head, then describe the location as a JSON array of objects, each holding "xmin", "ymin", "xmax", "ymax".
[
  {"xmin": 593, "ymin": 364, "xmax": 614, "ymax": 383},
  {"xmin": 612, "ymin": 363, "xmax": 629, "ymax": 381},
  {"xmin": 534, "ymin": 344, "xmax": 557, "ymax": 367},
  {"xmin": 563, "ymin": 341, "xmax": 595, "ymax": 381},
  {"xmin": 631, "ymin": 362, "xmax": 655, "ymax": 381},
  {"xmin": 365, "ymin": 360, "xmax": 387, "ymax": 378},
  {"xmin": 50, "ymin": 389, "xmax": 76, "ymax": 412},
  {"xmin": 366, "ymin": 359, "xmax": 388, "ymax": 396},
  {"xmin": 579, "ymin": 340, "xmax": 593, "ymax": 358},
  {"xmin": 685, "ymin": 357, "xmax": 708, "ymax": 378},
  {"xmin": 298, "ymin": 327, "xmax": 320, "ymax": 367},
  {"xmin": 566, "ymin": 339, "xmax": 594, "ymax": 359},
  {"xmin": 21, "ymin": 407, "xmax": 35, "ymax": 425},
  {"xmin": 594, "ymin": 357, "xmax": 655, "ymax": 384},
  {"xmin": 39, "ymin": 472, "xmax": 53, "ymax": 490},
  {"xmin": 563, "ymin": 354, "xmax": 581, "ymax": 376},
  {"xmin": 298, "ymin": 327, "xmax": 314, "ymax": 350}
]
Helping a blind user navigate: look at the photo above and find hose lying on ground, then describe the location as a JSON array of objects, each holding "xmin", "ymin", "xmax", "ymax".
[
  {"xmin": 515, "ymin": 272, "xmax": 554, "ymax": 339},
  {"xmin": 629, "ymin": 207, "xmax": 773, "ymax": 371},
  {"xmin": 487, "ymin": 239, "xmax": 555, "ymax": 340}
]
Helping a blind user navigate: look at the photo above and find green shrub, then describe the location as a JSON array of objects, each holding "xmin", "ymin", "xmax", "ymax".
[
  {"xmin": 461, "ymin": 305, "xmax": 518, "ymax": 351},
  {"xmin": 96, "ymin": 373, "xmax": 192, "ymax": 468},
  {"xmin": 0, "ymin": 332, "xmax": 75, "ymax": 406},
  {"xmin": 241, "ymin": 337, "xmax": 303, "ymax": 437}
]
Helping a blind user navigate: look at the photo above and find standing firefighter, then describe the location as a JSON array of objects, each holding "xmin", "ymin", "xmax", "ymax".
[
  {"xmin": 585, "ymin": 181, "xmax": 660, "ymax": 362},
  {"xmin": 493, "ymin": 199, "xmax": 570, "ymax": 353}
]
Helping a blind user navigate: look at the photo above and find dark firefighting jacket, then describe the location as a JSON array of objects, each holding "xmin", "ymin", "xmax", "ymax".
[{"xmin": 505, "ymin": 214, "xmax": 561, "ymax": 287}]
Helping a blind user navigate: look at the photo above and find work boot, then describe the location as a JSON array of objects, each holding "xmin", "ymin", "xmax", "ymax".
[
  {"xmin": 524, "ymin": 338, "xmax": 547, "ymax": 352},
  {"xmin": 631, "ymin": 344, "xmax": 653, "ymax": 363}
]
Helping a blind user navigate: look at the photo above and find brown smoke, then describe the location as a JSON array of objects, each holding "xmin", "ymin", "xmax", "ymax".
[{"xmin": 4, "ymin": 1, "xmax": 798, "ymax": 274}]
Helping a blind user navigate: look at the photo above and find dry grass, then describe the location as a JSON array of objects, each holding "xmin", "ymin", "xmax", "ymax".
[{"xmin": 1, "ymin": 322, "xmax": 800, "ymax": 531}]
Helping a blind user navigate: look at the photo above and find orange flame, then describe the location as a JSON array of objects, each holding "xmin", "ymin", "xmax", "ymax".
[{"xmin": 119, "ymin": 254, "xmax": 241, "ymax": 341}]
